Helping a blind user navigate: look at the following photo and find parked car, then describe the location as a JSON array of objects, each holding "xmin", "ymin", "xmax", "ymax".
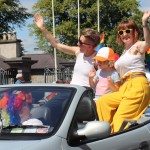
[{"xmin": 0, "ymin": 84, "xmax": 150, "ymax": 150}]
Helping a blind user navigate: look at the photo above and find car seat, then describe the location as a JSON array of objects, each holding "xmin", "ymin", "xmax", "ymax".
[
  {"xmin": 75, "ymin": 96, "xmax": 98, "ymax": 129},
  {"xmin": 31, "ymin": 106, "xmax": 51, "ymax": 125}
]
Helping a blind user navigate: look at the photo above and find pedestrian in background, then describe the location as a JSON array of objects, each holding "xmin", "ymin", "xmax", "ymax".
[{"xmin": 15, "ymin": 73, "xmax": 25, "ymax": 84}]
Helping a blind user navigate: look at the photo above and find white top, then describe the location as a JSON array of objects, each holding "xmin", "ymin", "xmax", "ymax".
[
  {"xmin": 115, "ymin": 44, "xmax": 145, "ymax": 78},
  {"xmin": 94, "ymin": 69, "xmax": 120, "ymax": 96},
  {"xmin": 71, "ymin": 51, "xmax": 96, "ymax": 87},
  {"xmin": 22, "ymin": 118, "xmax": 43, "ymax": 126}
]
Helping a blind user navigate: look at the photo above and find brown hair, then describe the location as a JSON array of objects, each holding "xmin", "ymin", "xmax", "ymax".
[
  {"xmin": 116, "ymin": 20, "xmax": 141, "ymax": 45},
  {"xmin": 81, "ymin": 28, "xmax": 100, "ymax": 47}
]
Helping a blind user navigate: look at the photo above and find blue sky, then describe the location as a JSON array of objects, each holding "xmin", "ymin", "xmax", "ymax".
[
  {"xmin": 15, "ymin": 0, "xmax": 38, "ymax": 52},
  {"xmin": 16, "ymin": 0, "xmax": 150, "ymax": 53}
]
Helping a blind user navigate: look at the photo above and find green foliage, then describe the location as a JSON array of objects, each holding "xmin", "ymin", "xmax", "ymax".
[
  {"xmin": 0, "ymin": 0, "xmax": 31, "ymax": 34},
  {"xmin": 30, "ymin": 0, "xmax": 143, "ymax": 57},
  {"xmin": 100, "ymin": 0, "xmax": 143, "ymax": 54}
]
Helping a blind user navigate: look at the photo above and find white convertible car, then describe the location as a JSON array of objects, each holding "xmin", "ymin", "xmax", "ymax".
[{"xmin": 0, "ymin": 84, "xmax": 150, "ymax": 150}]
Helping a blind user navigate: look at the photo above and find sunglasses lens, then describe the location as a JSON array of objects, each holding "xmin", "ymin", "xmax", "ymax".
[
  {"xmin": 118, "ymin": 29, "xmax": 132, "ymax": 35},
  {"xmin": 126, "ymin": 30, "xmax": 131, "ymax": 34},
  {"xmin": 118, "ymin": 31, "xmax": 123, "ymax": 35}
]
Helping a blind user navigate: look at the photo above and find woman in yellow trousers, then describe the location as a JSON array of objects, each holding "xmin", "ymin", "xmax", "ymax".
[{"xmin": 96, "ymin": 11, "xmax": 150, "ymax": 133}]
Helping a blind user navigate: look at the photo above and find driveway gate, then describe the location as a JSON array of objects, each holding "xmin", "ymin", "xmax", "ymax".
[{"xmin": 44, "ymin": 67, "xmax": 73, "ymax": 83}]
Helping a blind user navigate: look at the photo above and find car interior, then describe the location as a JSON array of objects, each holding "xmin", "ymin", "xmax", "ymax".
[
  {"xmin": 67, "ymin": 88, "xmax": 150, "ymax": 146},
  {"xmin": 30, "ymin": 106, "xmax": 51, "ymax": 125},
  {"xmin": 67, "ymin": 90, "xmax": 99, "ymax": 145}
]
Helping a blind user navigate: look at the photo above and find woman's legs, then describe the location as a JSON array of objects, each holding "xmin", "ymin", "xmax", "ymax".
[
  {"xmin": 96, "ymin": 91, "xmax": 122, "ymax": 131},
  {"xmin": 96, "ymin": 77, "xmax": 150, "ymax": 133},
  {"xmin": 113, "ymin": 77, "xmax": 150, "ymax": 132}
]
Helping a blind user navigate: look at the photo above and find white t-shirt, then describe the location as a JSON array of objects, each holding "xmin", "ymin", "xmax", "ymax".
[
  {"xmin": 94, "ymin": 69, "xmax": 120, "ymax": 96},
  {"xmin": 71, "ymin": 52, "xmax": 96, "ymax": 87},
  {"xmin": 22, "ymin": 118, "xmax": 43, "ymax": 126},
  {"xmin": 115, "ymin": 44, "xmax": 145, "ymax": 78}
]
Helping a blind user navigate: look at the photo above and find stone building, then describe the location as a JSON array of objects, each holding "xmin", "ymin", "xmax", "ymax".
[{"xmin": 0, "ymin": 31, "xmax": 74, "ymax": 84}]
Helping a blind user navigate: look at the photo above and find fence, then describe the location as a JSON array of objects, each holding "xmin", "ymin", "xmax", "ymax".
[
  {"xmin": 0, "ymin": 67, "xmax": 73, "ymax": 84},
  {"xmin": 44, "ymin": 67, "xmax": 73, "ymax": 83},
  {"xmin": 0, "ymin": 68, "xmax": 15, "ymax": 84}
]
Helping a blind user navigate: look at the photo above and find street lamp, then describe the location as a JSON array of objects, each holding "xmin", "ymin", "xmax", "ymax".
[
  {"xmin": 52, "ymin": 0, "xmax": 57, "ymax": 81},
  {"xmin": 78, "ymin": 0, "xmax": 80, "ymax": 38},
  {"xmin": 97, "ymin": 0, "xmax": 100, "ymax": 32}
]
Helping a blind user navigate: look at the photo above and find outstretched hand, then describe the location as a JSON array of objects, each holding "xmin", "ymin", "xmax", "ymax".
[
  {"xmin": 34, "ymin": 13, "xmax": 45, "ymax": 29},
  {"xmin": 142, "ymin": 11, "xmax": 150, "ymax": 23}
]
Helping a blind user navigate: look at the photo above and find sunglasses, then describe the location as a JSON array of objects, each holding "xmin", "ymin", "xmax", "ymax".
[
  {"xmin": 118, "ymin": 29, "xmax": 133, "ymax": 35},
  {"xmin": 78, "ymin": 38, "xmax": 92, "ymax": 46}
]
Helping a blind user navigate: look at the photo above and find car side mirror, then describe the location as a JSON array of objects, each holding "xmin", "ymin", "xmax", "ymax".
[{"xmin": 77, "ymin": 121, "xmax": 111, "ymax": 139}]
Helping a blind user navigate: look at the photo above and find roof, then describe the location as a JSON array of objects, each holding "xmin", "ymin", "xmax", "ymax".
[
  {"xmin": 0, "ymin": 56, "xmax": 10, "ymax": 70},
  {"xmin": 25, "ymin": 54, "xmax": 70, "ymax": 69},
  {"xmin": 0, "ymin": 53, "xmax": 75, "ymax": 70}
]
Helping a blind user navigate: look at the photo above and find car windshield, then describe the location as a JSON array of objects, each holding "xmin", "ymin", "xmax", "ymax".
[{"xmin": 0, "ymin": 86, "xmax": 75, "ymax": 135}]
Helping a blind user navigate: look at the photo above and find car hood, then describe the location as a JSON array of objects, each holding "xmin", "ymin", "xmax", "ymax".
[
  {"xmin": 0, "ymin": 140, "xmax": 40, "ymax": 150},
  {"xmin": 0, "ymin": 135, "xmax": 62, "ymax": 150}
]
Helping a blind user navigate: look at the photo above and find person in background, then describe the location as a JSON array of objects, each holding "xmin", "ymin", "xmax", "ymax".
[
  {"xmin": 15, "ymin": 73, "xmax": 25, "ymax": 84},
  {"xmin": 34, "ymin": 13, "xmax": 100, "ymax": 88},
  {"xmin": 96, "ymin": 11, "xmax": 150, "ymax": 133},
  {"xmin": 89, "ymin": 47, "xmax": 120, "ymax": 101},
  {"xmin": 19, "ymin": 102, "xmax": 43, "ymax": 126},
  {"xmin": 56, "ymin": 79, "xmax": 64, "ymax": 84}
]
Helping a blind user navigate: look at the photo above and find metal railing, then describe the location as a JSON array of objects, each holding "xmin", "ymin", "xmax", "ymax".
[{"xmin": 44, "ymin": 67, "xmax": 73, "ymax": 83}]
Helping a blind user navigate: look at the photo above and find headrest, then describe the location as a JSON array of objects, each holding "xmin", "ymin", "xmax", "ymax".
[{"xmin": 76, "ymin": 97, "xmax": 96, "ymax": 122}]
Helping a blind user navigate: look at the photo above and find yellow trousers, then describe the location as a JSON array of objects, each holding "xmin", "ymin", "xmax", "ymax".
[{"xmin": 96, "ymin": 76, "xmax": 150, "ymax": 133}]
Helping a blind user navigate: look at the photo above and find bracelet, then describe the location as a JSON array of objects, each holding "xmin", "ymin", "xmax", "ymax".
[
  {"xmin": 40, "ymin": 26, "xmax": 46, "ymax": 31},
  {"xmin": 142, "ymin": 22, "xmax": 147, "ymax": 27}
]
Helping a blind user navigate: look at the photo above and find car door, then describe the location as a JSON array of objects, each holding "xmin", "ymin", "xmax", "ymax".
[{"xmin": 62, "ymin": 90, "xmax": 150, "ymax": 150}]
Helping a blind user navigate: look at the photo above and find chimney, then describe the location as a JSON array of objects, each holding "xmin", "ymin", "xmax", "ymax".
[
  {"xmin": 0, "ymin": 31, "xmax": 22, "ymax": 58},
  {"xmin": 3, "ymin": 32, "xmax": 7, "ymax": 40},
  {"xmin": 8, "ymin": 31, "xmax": 12, "ymax": 40}
]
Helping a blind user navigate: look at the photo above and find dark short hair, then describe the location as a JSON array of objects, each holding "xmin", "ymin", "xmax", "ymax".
[{"xmin": 81, "ymin": 28, "xmax": 100, "ymax": 47}]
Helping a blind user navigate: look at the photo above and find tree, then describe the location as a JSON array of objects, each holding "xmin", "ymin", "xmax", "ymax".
[
  {"xmin": 0, "ymin": 0, "xmax": 31, "ymax": 35},
  {"xmin": 30, "ymin": 0, "xmax": 143, "ymax": 57}
]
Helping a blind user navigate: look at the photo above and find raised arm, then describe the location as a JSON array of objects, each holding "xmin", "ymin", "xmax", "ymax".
[
  {"xmin": 136, "ymin": 11, "xmax": 150, "ymax": 53},
  {"xmin": 142, "ymin": 11, "xmax": 150, "ymax": 45},
  {"xmin": 34, "ymin": 13, "xmax": 79, "ymax": 55}
]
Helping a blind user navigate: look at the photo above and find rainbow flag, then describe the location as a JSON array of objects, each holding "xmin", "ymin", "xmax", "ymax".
[
  {"xmin": 95, "ymin": 32, "xmax": 104, "ymax": 52},
  {"xmin": 145, "ymin": 48, "xmax": 150, "ymax": 71}
]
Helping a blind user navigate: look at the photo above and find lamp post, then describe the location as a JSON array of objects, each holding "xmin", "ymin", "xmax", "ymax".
[
  {"xmin": 52, "ymin": 0, "xmax": 57, "ymax": 81},
  {"xmin": 78, "ymin": 0, "xmax": 80, "ymax": 38},
  {"xmin": 97, "ymin": 0, "xmax": 100, "ymax": 32}
]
